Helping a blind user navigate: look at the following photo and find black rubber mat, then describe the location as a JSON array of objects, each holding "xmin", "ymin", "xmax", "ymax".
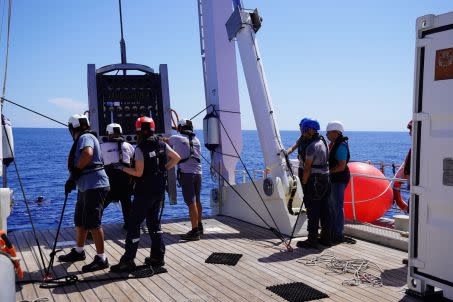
[
  {"xmin": 205, "ymin": 252, "xmax": 242, "ymax": 266},
  {"xmin": 266, "ymin": 282, "xmax": 328, "ymax": 301}
]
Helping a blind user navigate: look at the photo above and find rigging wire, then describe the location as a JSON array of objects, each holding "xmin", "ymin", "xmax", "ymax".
[
  {"xmin": 1, "ymin": 97, "xmax": 67, "ymax": 127},
  {"xmin": 1, "ymin": 0, "xmax": 11, "ymax": 99},
  {"xmin": 0, "ymin": 0, "xmax": 6, "ymax": 47},
  {"xmin": 212, "ymin": 108, "xmax": 291, "ymax": 249},
  {"xmin": 2, "ymin": 123, "xmax": 48, "ymax": 276}
]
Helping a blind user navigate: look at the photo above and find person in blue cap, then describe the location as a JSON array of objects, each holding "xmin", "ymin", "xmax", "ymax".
[{"xmin": 288, "ymin": 118, "xmax": 331, "ymax": 248}]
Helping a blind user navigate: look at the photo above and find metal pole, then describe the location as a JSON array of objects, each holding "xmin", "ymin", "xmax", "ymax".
[{"xmin": 118, "ymin": 0, "xmax": 127, "ymax": 75}]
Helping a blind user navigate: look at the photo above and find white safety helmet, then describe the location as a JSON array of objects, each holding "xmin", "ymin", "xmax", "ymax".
[
  {"xmin": 106, "ymin": 123, "xmax": 123, "ymax": 135},
  {"xmin": 178, "ymin": 118, "xmax": 188, "ymax": 127},
  {"xmin": 326, "ymin": 121, "xmax": 344, "ymax": 133},
  {"xmin": 68, "ymin": 114, "xmax": 90, "ymax": 130}
]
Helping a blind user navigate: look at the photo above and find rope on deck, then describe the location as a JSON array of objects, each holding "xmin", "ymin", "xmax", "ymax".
[{"xmin": 298, "ymin": 251, "xmax": 384, "ymax": 287}]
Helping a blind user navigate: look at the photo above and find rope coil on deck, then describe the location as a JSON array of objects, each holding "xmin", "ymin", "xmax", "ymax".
[{"xmin": 300, "ymin": 252, "xmax": 384, "ymax": 287}]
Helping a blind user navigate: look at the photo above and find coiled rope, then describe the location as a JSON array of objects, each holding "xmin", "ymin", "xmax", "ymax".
[{"xmin": 300, "ymin": 252, "xmax": 384, "ymax": 287}]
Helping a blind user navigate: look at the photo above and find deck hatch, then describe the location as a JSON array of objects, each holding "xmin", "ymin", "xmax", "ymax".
[
  {"xmin": 266, "ymin": 281, "xmax": 329, "ymax": 301},
  {"xmin": 205, "ymin": 252, "xmax": 242, "ymax": 266}
]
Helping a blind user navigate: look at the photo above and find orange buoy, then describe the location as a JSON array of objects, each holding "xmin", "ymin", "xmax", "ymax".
[{"xmin": 344, "ymin": 162, "xmax": 393, "ymax": 222}]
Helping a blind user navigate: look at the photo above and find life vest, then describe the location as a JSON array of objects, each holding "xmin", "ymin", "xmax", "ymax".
[
  {"xmin": 178, "ymin": 130, "xmax": 201, "ymax": 165},
  {"xmin": 0, "ymin": 230, "xmax": 23, "ymax": 279},
  {"xmin": 68, "ymin": 130, "xmax": 104, "ymax": 178},
  {"xmin": 298, "ymin": 133, "xmax": 329, "ymax": 170},
  {"xmin": 134, "ymin": 136, "xmax": 167, "ymax": 196},
  {"xmin": 103, "ymin": 137, "xmax": 133, "ymax": 200},
  {"xmin": 328, "ymin": 135, "xmax": 351, "ymax": 183}
]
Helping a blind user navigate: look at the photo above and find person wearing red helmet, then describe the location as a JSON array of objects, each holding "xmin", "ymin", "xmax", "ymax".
[{"xmin": 111, "ymin": 116, "xmax": 180, "ymax": 272}]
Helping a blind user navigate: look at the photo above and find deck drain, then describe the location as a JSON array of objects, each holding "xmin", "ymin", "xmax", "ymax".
[
  {"xmin": 205, "ymin": 252, "xmax": 242, "ymax": 266},
  {"xmin": 266, "ymin": 282, "xmax": 328, "ymax": 301}
]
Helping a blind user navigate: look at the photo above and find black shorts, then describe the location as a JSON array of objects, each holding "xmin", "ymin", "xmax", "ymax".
[
  {"xmin": 74, "ymin": 187, "xmax": 109, "ymax": 229},
  {"xmin": 180, "ymin": 173, "xmax": 202, "ymax": 205}
]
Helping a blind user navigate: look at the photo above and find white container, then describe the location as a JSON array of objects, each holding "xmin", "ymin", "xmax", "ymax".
[
  {"xmin": 393, "ymin": 214, "xmax": 409, "ymax": 232},
  {"xmin": 0, "ymin": 254, "xmax": 15, "ymax": 302},
  {"xmin": 0, "ymin": 188, "xmax": 13, "ymax": 232}
]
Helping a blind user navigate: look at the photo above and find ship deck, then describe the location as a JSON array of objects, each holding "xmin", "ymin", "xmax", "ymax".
[{"xmin": 12, "ymin": 216, "xmax": 419, "ymax": 302}]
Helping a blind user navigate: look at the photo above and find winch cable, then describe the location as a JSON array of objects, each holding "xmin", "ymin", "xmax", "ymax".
[
  {"xmin": 1, "ymin": 0, "xmax": 11, "ymax": 99},
  {"xmin": 188, "ymin": 104, "xmax": 292, "ymax": 250},
  {"xmin": 1, "ymin": 97, "xmax": 67, "ymax": 127},
  {"xmin": 198, "ymin": 151, "xmax": 290, "ymax": 246},
  {"xmin": 213, "ymin": 108, "xmax": 292, "ymax": 250},
  {"xmin": 2, "ymin": 124, "xmax": 48, "ymax": 276}
]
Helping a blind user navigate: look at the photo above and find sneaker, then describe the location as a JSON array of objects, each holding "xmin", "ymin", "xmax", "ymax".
[
  {"xmin": 145, "ymin": 257, "xmax": 165, "ymax": 267},
  {"xmin": 58, "ymin": 248, "xmax": 86, "ymax": 262},
  {"xmin": 296, "ymin": 238, "xmax": 319, "ymax": 249},
  {"xmin": 198, "ymin": 223, "xmax": 204, "ymax": 235},
  {"xmin": 180, "ymin": 229, "xmax": 200, "ymax": 241},
  {"xmin": 82, "ymin": 255, "xmax": 109, "ymax": 272},
  {"xmin": 111, "ymin": 259, "xmax": 136, "ymax": 273}
]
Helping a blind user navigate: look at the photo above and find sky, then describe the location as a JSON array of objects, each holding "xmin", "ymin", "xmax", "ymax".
[{"xmin": 0, "ymin": 0, "xmax": 452, "ymax": 131}]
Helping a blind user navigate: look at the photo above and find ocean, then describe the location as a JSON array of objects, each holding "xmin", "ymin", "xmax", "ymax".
[{"xmin": 5, "ymin": 128, "xmax": 410, "ymax": 231}]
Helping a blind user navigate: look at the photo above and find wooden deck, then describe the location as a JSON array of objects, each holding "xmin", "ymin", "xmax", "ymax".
[{"xmin": 11, "ymin": 216, "xmax": 419, "ymax": 302}]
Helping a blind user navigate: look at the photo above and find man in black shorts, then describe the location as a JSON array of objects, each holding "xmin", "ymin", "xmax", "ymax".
[
  {"xmin": 59, "ymin": 114, "xmax": 110, "ymax": 272},
  {"xmin": 166, "ymin": 119, "xmax": 203, "ymax": 241}
]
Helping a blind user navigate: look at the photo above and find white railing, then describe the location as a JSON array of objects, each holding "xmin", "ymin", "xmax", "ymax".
[
  {"xmin": 235, "ymin": 169, "xmax": 266, "ymax": 183},
  {"xmin": 348, "ymin": 173, "xmax": 408, "ymax": 221}
]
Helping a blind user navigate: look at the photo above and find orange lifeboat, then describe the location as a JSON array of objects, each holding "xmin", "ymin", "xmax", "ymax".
[{"xmin": 344, "ymin": 162, "xmax": 394, "ymax": 222}]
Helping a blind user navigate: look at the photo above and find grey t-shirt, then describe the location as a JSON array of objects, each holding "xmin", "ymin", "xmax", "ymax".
[
  {"xmin": 305, "ymin": 138, "xmax": 329, "ymax": 175},
  {"xmin": 168, "ymin": 134, "xmax": 202, "ymax": 174},
  {"xmin": 74, "ymin": 133, "xmax": 110, "ymax": 192}
]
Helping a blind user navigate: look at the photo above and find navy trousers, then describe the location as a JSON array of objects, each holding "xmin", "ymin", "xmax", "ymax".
[
  {"xmin": 328, "ymin": 182, "xmax": 347, "ymax": 237},
  {"xmin": 123, "ymin": 194, "xmax": 165, "ymax": 261},
  {"xmin": 303, "ymin": 174, "xmax": 331, "ymax": 240}
]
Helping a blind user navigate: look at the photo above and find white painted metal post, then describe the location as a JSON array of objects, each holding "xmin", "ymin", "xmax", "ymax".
[{"xmin": 233, "ymin": 12, "xmax": 289, "ymax": 189}]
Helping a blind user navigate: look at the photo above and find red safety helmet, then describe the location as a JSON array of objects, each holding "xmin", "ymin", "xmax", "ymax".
[{"xmin": 135, "ymin": 116, "xmax": 155, "ymax": 132}]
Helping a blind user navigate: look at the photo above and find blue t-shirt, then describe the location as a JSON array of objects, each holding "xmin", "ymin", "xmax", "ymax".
[
  {"xmin": 335, "ymin": 144, "xmax": 348, "ymax": 161},
  {"xmin": 74, "ymin": 133, "xmax": 110, "ymax": 192}
]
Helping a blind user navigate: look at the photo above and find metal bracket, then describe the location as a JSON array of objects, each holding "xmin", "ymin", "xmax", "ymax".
[
  {"xmin": 411, "ymin": 258, "xmax": 426, "ymax": 269},
  {"xmin": 410, "ymin": 186, "xmax": 425, "ymax": 195},
  {"xmin": 413, "ymin": 112, "xmax": 429, "ymax": 122}
]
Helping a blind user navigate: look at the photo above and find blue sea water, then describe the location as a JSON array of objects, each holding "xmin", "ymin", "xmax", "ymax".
[{"xmin": 5, "ymin": 128, "xmax": 410, "ymax": 231}]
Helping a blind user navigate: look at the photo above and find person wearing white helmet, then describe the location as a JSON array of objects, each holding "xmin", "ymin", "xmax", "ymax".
[
  {"xmin": 326, "ymin": 121, "xmax": 350, "ymax": 244},
  {"xmin": 100, "ymin": 123, "xmax": 135, "ymax": 230},
  {"xmin": 164, "ymin": 118, "xmax": 203, "ymax": 241},
  {"xmin": 59, "ymin": 114, "xmax": 110, "ymax": 272}
]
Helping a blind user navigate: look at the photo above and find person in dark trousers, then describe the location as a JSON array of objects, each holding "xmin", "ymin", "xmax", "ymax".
[
  {"xmin": 100, "ymin": 123, "xmax": 135, "ymax": 230},
  {"xmin": 111, "ymin": 116, "xmax": 180, "ymax": 272},
  {"xmin": 295, "ymin": 118, "xmax": 331, "ymax": 248},
  {"xmin": 165, "ymin": 119, "xmax": 203, "ymax": 240},
  {"xmin": 326, "ymin": 121, "xmax": 350, "ymax": 244},
  {"xmin": 59, "ymin": 114, "xmax": 110, "ymax": 272},
  {"xmin": 402, "ymin": 120, "xmax": 412, "ymax": 266}
]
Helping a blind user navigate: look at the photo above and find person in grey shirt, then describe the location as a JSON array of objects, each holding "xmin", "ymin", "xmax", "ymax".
[
  {"xmin": 165, "ymin": 119, "xmax": 203, "ymax": 241},
  {"xmin": 295, "ymin": 118, "xmax": 331, "ymax": 249}
]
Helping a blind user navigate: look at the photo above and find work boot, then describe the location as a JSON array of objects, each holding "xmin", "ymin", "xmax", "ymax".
[
  {"xmin": 180, "ymin": 229, "xmax": 200, "ymax": 241},
  {"xmin": 82, "ymin": 255, "xmax": 109, "ymax": 272},
  {"xmin": 58, "ymin": 248, "xmax": 86, "ymax": 262},
  {"xmin": 111, "ymin": 258, "xmax": 136, "ymax": 273},
  {"xmin": 319, "ymin": 232, "xmax": 332, "ymax": 247},
  {"xmin": 198, "ymin": 222, "xmax": 204, "ymax": 235},
  {"xmin": 145, "ymin": 257, "xmax": 165, "ymax": 267},
  {"xmin": 296, "ymin": 237, "xmax": 319, "ymax": 249}
]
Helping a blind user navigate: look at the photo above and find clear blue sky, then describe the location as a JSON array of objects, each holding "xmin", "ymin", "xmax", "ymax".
[{"xmin": 1, "ymin": 0, "xmax": 451, "ymax": 131}]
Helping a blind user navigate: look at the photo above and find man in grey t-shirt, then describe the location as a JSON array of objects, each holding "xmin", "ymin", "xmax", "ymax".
[
  {"xmin": 165, "ymin": 119, "xmax": 203, "ymax": 241},
  {"xmin": 295, "ymin": 118, "xmax": 331, "ymax": 249}
]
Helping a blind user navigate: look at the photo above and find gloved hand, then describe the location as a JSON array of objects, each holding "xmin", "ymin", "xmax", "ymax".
[
  {"xmin": 65, "ymin": 178, "xmax": 76, "ymax": 195},
  {"xmin": 71, "ymin": 167, "xmax": 82, "ymax": 181},
  {"xmin": 112, "ymin": 162, "xmax": 125, "ymax": 171}
]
